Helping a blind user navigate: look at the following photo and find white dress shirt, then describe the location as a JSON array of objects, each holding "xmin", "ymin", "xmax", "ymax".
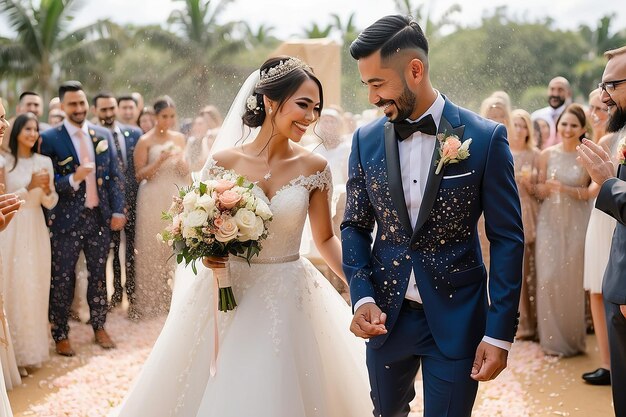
[
  {"xmin": 355, "ymin": 92, "xmax": 511, "ymax": 351},
  {"xmin": 112, "ymin": 124, "xmax": 128, "ymax": 166}
]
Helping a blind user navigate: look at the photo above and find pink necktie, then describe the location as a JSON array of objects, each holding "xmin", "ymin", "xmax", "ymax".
[{"xmin": 77, "ymin": 130, "xmax": 99, "ymax": 208}]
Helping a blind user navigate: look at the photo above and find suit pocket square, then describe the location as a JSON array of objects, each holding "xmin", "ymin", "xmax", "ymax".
[
  {"xmin": 58, "ymin": 156, "xmax": 73, "ymax": 166},
  {"xmin": 442, "ymin": 171, "xmax": 473, "ymax": 180}
]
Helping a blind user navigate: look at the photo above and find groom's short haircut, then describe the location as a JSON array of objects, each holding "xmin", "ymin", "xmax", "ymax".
[
  {"xmin": 59, "ymin": 80, "xmax": 84, "ymax": 102},
  {"xmin": 350, "ymin": 15, "xmax": 429, "ymax": 62},
  {"xmin": 605, "ymin": 45, "xmax": 626, "ymax": 60}
]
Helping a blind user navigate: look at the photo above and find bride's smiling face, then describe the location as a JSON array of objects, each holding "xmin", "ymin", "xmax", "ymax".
[{"xmin": 270, "ymin": 78, "xmax": 321, "ymax": 142}]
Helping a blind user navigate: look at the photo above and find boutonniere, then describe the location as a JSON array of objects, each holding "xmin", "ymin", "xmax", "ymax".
[
  {"xmin": 58, "ymin": 156, "xmax": 73, "ymax": 166},
  {"xmin": 618, "ymin": 137, "xmax": 626, "ymax": 165},
  {"xmin": 435, "ymin": 133, "xmax": 472, "ymax": 175},
  {"xmin": 124, "ymin": 130, "xmax": 130, "ymax": 137},
  {"xmin": 95, "ymin": 139, "xmax": 109, "ymax": 154}
]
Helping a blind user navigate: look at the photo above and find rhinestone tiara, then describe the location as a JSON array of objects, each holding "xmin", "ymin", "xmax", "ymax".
[{"xmin": 256, "ymin": 57, "xmax": 311, "ymax": 87}]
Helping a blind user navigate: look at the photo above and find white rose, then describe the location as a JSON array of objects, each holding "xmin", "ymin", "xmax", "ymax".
[
  {"xmin": 95, "ymin": 140, "xmax": 109, "ymax": 154},
  {"xmin": 182, "ymin": 191, "xmax": 198, "ymax": 212},
  {"xmin": 215, "ymin": 217, "xmax": 239, "ymax": 243},
  {"xmin": 182, "ymin": 226, "xmax": 197, "ymax": 239},
  {"xmin": 195, "ymin": 194, "xmax": 216, "ymax": 213},
  {"xmin": 254, "ymin": 198, "xmax": 272, "ymax": 220},
  {"xmin": 234, "ymin": 209, "xmax": 258, "ymax": 240},
  {"xmin": 183, "ymin": 209, "xmax": 209, "ymax": 228}
]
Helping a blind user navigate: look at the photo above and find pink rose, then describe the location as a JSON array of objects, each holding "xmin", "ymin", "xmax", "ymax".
[
  {"xmin": 442, "ymin": 136, "xmax": 461, "ymax": 160},
  {"xmin": 215, "ymin": 179, "xmax": 236, "ymax": 194},
  {"xmin": 214, "ymin": 216, "xmax": 224, "ymax": 228},
  {"xmin": 219, "ymin": 189, "xmax": 242, "ymax": 209},
  {"xmin": 215, "ymin": 217, "xmax": 239, "ymax": 242}
]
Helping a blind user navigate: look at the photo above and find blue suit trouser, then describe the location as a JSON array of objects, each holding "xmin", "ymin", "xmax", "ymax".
[
  {"xmin": 605, "ymin": 299, "xmax": 626, "ymax": 417},
  {"xmin": 49, "ymin": 208, "xmax": 111, "ymax": 341},
  {"xmin": 366, "ymin": 301, "xmax": 478, "ymax": 417}
]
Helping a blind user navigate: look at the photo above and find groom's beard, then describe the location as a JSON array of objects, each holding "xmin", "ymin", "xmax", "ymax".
[
  {"xmin": 548, "ymin": 95, "xmax": 565, "ymax": 109},
  {"xmin": 607, "ymin": 104, "xmax": 626, "ymax": 133},
  {"xmin": 383, "ymin": 86, "xmax": 417, "ymax": 123}
]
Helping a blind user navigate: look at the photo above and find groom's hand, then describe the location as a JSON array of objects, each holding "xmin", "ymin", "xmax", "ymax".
[
  {"xmin": 470, "ymin": 341, "xmax": 508, "ymax": 381},
  {"xmin": 350, "ymin": 303, "xmax": 387, "ymax": 339}
]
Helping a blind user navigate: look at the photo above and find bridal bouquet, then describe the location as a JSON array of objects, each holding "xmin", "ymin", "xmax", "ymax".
[{"xmin": 158, "ymin": 171, "xmax": 273, "ymax": 311}]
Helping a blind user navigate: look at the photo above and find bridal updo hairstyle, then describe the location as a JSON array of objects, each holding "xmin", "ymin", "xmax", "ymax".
[
  {"xmin": 242, "ymin": 56, "xmax": 324, "ymax": 128},
  {"xmin": 153, "ymin": 95, "xmax": 176, "ymax": 114}
]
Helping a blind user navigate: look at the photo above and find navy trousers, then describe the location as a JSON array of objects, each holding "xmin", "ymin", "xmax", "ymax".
[
  {"xmin": 366, "ymin": 300, "xmax": 478, "ymax": 417},
  {"xmin": 605, "ymin": 300, "xmax": 626, "ymax": 417},
  {"xmin": 49, "ymin": 208, "xmax": 111, "ymax": 342},
  {"xmin": 110, "ymin": 203, "xmax": 136, "ymax": 305}
]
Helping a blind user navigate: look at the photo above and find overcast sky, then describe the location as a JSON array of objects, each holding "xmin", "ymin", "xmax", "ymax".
[{"xmin": 1, "ymin": 0, "xmax": 624, "ymax": 39}]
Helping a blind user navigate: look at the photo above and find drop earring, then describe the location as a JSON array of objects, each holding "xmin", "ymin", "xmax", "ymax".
[{"xmin": 268, "ymin": 107, "xmax": 273, "ymax": 115}]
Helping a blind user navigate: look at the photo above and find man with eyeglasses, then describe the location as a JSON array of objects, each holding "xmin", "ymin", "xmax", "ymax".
[{"xmin": 578, "ymin": 45, "xmax": 626, "ymax": 417}]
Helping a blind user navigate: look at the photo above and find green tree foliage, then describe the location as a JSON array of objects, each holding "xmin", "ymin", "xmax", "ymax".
[{"xmin": 0, "ymin": 0, "xmax": 121, "ymax": 104}]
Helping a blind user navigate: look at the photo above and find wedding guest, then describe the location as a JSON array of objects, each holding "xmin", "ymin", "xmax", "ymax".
[
  {"xmin": 185, "ymin": 115, "xmax": 211, "ymax": 173},
  {"xmin": 581, "ymin": 89, "xmax": 619, "ymax": 385},
  {"xmin": 93, "ymin": 93, "xmax": 142, "ymax": 309},
  {"xmin": 510, "ymin": 109, "xmax": 540, "ymax": 340},
  {"xmin": 40, "ymin": 81, "xmax": 125, "ymax": 356},
  {"xmin": 0, "ymin": 98, "xmax": 23, "ymax": 393},
  {"xmin": 533, "ymin": 117, "xmax": 551, "ymax": 149},
  {"xmin": 532, "ymin": 76, "xmax": 572, "ymax": 149},
  {"xmin": 587, "ymin": 88, "xmax": 610, "ymax": 143},
  {"xmin": 534, "ymin": 104, "xmax": 592, "ymax": 356},
  {"xmin": 117, "ymin": 95, "xmax": 140, "ymax": 127},
  {"xmin": 200, "ymin": 104, "xmax": 223, "ymax": 130},
  {"xmin": 131, "ymin": 92, "xmax": 145, "ymax": 114},
  {"xmin": 48, "ymin": 108, "xmax": 66, "ymax": 126},
  {"xmin": 137, "ymin": 107, "xmax": 155, "ymax": 134},
  {"xmin": 132, "ymin": 96, "xmax": 189, "ymax": 319},
  {"xmin": 478, "ymin": 95, "xmax": 514, "ymax": 269},
  {"xmin": 578, "ymin": 62, "xmax": 626, "ymax": 414},
  {"xmin": 0, "ymin": 113, "xmax": 57, "ymax": 374}
]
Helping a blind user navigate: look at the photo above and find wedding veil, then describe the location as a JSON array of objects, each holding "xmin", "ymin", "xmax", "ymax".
[{"xmin": 201, "ymin": 71, "xmax": 261, "ymax": 167}]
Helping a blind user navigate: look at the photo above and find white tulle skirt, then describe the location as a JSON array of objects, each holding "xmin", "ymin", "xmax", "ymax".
[{"xmin": 113, "ymin": 257, "xmax": 372, "ymax": 417}]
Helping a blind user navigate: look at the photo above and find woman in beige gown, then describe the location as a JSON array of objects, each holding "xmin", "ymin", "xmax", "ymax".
[
  {"xmin": 534, "ymin": 104, "xmax": 592, "ymax": 356},
  {"xmin": 132, "ymin": 97, "xmax": 189, "ymax": 319},
  {"xmin": 510, "ymin": 109, "xmax": 540, "ymax": 340}
]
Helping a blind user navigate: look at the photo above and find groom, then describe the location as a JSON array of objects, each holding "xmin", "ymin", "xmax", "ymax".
[{"xmin": 341, "ymin": 15, "xmax": 524, "ymax": 417}]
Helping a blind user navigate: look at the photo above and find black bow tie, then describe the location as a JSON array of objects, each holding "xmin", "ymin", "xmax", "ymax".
[{"xmin": 393, "ymin": 114, "xmax": 437, "ymax": 141}]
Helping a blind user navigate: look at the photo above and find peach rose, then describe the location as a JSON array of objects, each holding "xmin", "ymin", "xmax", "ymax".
[
  {"xmin": 442, "ymin": 136, "xmax": 461, "ymax": 160},
  {"xmin": 215, "ymin": 217, "xmax": 239, "ymax": 242},
  {"xmin": 219, "ymin": 189, "xmax": 242, "ymax": 209},
  {"xmin": 215, "ymin": 179, "xmax": 236, "ymax": 194}
]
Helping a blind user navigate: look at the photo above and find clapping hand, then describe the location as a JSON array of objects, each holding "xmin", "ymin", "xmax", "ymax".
[
  {"xmin": 28, "ymin": 170, "xmax": 51, "ymax": 194},
  {"xmin": 577, "ymin": 138, "xmax": 616, "ymax": 185},
  {"xmin": 0, "ymin": 193, "xmax": 23, "ymax": 231},
  {"xmin": 350, "ymin": 303, "xmax": 387, "ymax": 339}
]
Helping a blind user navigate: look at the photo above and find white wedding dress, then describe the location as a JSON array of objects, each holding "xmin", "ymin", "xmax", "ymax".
[{"xmin": 113, "ymin": 160, "xmax": 372, "ymax": 417}]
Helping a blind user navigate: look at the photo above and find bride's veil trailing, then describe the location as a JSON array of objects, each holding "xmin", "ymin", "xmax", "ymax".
[{"xmin": 197, "ymin": 70, "xmax": 260, "ymax": 180}]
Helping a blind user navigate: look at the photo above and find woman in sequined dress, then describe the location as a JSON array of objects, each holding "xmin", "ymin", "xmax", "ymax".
[
  {"xmin": 534, "ymin": 104, "xmax": 592, "ymax": 356},
  {"xmin": 112, "ymin": 57, "xmax": 372, "ymax": 417}
]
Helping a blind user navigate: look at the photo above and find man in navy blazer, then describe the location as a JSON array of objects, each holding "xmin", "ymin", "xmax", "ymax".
[
  {"xmin": 341, "ymin": 16, "xmax": 523, "ymax": 416},
  {"xmin": 93, "ymin": 92, "xmax": 142, "ymax": 314},
  {"xmin": 40, "ymin": 81, "xmax": 126, "ymax": 356},
  {"xmin": 577, "ymin": 44, "xmax": 626, "ymax": 417}
]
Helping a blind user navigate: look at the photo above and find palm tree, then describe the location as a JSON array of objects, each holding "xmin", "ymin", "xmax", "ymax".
[
  {"xmin": 134, "ymin": 0, "xmax": 246, "ymax": 110},
  {"xmin": 0, "ymin": 0, "xmax": 121, "ymax": 103},
  {"xmin": 393, "ymin": 0, "xmax": 461, "ymax": 38},
  {"xmin": 302, "ymin": 22, "xmax": 333, "ymax": 39}
]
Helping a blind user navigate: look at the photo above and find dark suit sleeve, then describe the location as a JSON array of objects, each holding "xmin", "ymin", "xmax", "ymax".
[
  {"xmin": 597, "ymin": 177, "xmax": 626, "ymax": 225},
  {"xmin": 340, "ymin": 128, "xmax": 377, "ymax": 309},
  {"xmin": 103, "ymin": 132, "xmax": 126, "ymax": 215},
  {"xmin": 40, "ymin": 133, "xmax": 76, "ymax": 196},
  {"xmin": 481, "ymin": 124, "xmax": 525, "ymax": 342}
]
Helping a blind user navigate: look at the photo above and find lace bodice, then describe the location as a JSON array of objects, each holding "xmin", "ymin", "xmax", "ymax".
[{"xmin": 200, "ymin": 159, "xmax": 332, "ymax": 260}]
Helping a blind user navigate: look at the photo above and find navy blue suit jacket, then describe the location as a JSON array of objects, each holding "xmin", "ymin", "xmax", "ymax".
[
  {"xmin": 116, "ymin": 123, "xmax": 142, "ymax": 215},
  {"xmin": 341, "ymin": 97, "xmax": 524, "ymax": 358},
  {"xmin": 40, "ymin": 123, "xmax": 126, "ymax": 233}
]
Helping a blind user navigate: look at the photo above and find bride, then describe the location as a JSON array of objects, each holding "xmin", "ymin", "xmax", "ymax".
[{"xmin": 112, "ymin": 56, "xmax": 372, "ymax": 417}]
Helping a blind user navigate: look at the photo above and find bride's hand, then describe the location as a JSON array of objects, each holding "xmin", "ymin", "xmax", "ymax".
[{"xmin": 202, "ymin": 255, "xmax": 229, "ymax": 269}]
